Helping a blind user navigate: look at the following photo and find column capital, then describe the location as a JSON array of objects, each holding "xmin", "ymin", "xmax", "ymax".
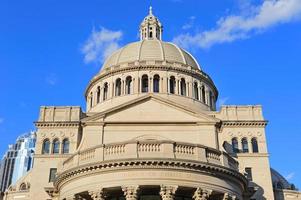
[
  {"xmin": 160, "ymin": 185, "xmax": 178, "ymax": 200},
  {"xmin": 122, "ymin": 185, "xmax": 140, "ymax": 200},
  {"xmin": 223, "ymin": 193, "xmax": 237, "ymax": 200},
  {"xmin": 193, "ymin": 187, "xmax": 212, "ymax": 200},
  {"xmin": 88, "ymin": 188, "xmax": 105, "ymax": 200}
]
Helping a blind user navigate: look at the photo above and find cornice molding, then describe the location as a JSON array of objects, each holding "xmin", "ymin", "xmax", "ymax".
[
  {"xmin": 35, "ymin": 121, "xmax": 81, "ymax": 128},
  {"xmin": 55, "ymin": 158, "xmax": 248, "ymax": 191}
]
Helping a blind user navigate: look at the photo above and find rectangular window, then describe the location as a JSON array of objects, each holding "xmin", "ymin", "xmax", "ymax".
[
  {"xmin": 245, "ymin": 167, "xmax": 253, "ymax": 181},
  {"xmin": 49, "ymin": 168, "xmax": 57, "ymax": 182}
]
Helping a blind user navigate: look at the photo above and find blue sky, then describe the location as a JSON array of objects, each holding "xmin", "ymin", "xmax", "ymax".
[{"xmin": 0, "ymin": 0, "xmax": 301, "ymax": 187}]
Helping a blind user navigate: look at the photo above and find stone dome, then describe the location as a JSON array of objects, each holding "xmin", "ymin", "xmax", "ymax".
[{"xmin": 101, "ymin": 40, "xmax": 201, "ymax": 71}]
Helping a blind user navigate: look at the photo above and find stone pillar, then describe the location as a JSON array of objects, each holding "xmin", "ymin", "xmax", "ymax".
[
  {"xmin": 160, "ymin": 185, "xmax": 178, "ymax": 200},
  {"xmin": 176, "ymin": 79, "xmax": 179, "ymax": 95},
  {"xmin": 89, "ymin": 189, "xmax": 105, "ymax": 200},
  {"xmin": 193, "ymin": 188, "xmax": 212, "ymax": 200},
  {"xmin": 223, "ymin": 193, "xmax": 237, "ymax": 200},
  {"xmin": 122, "ymin": 185, "xmax": 140, "ymax": 200}
]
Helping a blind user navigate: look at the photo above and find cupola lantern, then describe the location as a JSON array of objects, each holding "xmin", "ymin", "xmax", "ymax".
[{"xmin": 140, "ymin": 6, "xmax": 163, "ymax": 40}]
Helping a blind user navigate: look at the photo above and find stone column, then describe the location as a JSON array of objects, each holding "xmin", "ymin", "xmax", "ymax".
[
  {"xmin": 122, "ymin": 185, "xmax": 140, "ymax": 200},
  {"xmin": 160, "ymin": 185, "xmax": 178, "ymax": 200},
  {"xmin": 89, "ymin": 188, "xmax": 105, "ymax": 200},
  {"xmin": 193, "ymin": 188, "xmax": 212, "ymax": 200},
  {"xmin": 223, "ymin": 193, "xmax": 237, "ymax": 200}
]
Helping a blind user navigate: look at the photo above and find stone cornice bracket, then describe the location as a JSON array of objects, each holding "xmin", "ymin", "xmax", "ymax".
[
  {"xmin": 88, "ymin": 188, "xmax": 105, "ymax": 200},
  {"xmin": 223, "ymin": 193, "xmax": 237, "ymax": 200},
  {"xmin": 122, "ymin": 185, "xmax": 140, "ymax": 200},
  {"xmin": 160, "ymin": 185, "xmax": 178, "ymax": 200},
  {"xmin": 193, "ymin": 187, "xmax": 212, "ymax": 200}
]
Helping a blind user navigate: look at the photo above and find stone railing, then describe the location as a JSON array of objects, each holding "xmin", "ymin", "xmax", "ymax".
[{"xmin": 61, "ymin": 141, "xmax": 238, "ymax": 171}]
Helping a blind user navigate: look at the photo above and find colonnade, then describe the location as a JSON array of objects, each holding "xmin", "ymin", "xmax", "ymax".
[{"xmin": 64, "ymin": 185, "xmax": 237, "ymax": 200}]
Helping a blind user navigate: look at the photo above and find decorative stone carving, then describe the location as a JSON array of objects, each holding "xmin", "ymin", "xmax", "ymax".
[
  {"xmin": 193, "ymin": 187, "xmax": 212, "ymax": 200},
  {"xmin": 89, "ymin": 188, "xmax": 105, "ymax": 200},
  {"xmin": 122, "ymin": 185, "xmax": 140, "ymax": 200},
  {"xmin": 160, "ymin": 185, "xmax": 178, "ymax": 200},
  {"xmin": 223, "ymin": 193, "xmax": 237, "ymax": 200}
]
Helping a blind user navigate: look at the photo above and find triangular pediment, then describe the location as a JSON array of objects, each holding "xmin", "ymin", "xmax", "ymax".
[{"xmin": 82, "ymin": 95, "xmax": 219, "ymax": 124}]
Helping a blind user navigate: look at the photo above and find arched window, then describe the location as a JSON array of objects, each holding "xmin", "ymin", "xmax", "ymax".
[
  {"xmin": 232, "ymin": 138, "xmax": 239, "ymax": 153},
  {"xmin": 125, "ymin": 76, "xmax": 132, "ymax": 95},
  {"xmin": 96, "ymin": 86, "xmax": 100, "ymax": 104},
  {"xmin": 89, "ymin": 92, "xmax": 93, "ymax": 108},
  {"xmin": 251, "ymin": 138, "xmax": 259, "ymax": 153},
  {"xmin": 201, "ymin": 86, "xmax": 206, "ymax": 103},
  {"xmin": 169, "ymin": 76, "xmax": 176, "ymax": 94},
  {"xmin": 180, "ymin": 78, "xmax": 186, "ymax": 96},
  {"xmin": 209, "ymin": 91, "xmax": 214, "ymax": 107},
  {"xmin": 194, "ymin": 82, "xmax": 199, "ymax": 100},
  {"xmin": 153, "ymin": 75, "xmax": 160, "ymax": 93},
  {"xmin": 103, "ymin": 82, "xmax": 108, "ymax": 101},
  {"xmin": 42, "ymin": 139, "xmax": 50, "ymax": 154},
  {"xmin": 242, "ymin": 138, "xmax": 249, "ymax": 153},
  {"xmin": 115, "ymin": 78, "xmax": 122, "ymax": 96},
  {"xmin": 141, "ymin": 75, "xmax": 148, "ymax": 93},
  {"xmin": 19, "ymin": 183, "xmax": 27, "ymax": 191},
  {"xmin": 52, "ymin": 139, "xmax": 60, "ymax": 154},
  {"xmin": 62, "ymin": 139, "xmax": 70, "ymax": 154}
]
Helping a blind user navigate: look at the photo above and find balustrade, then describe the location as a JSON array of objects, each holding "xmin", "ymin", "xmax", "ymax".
[{"xmin": 61, "ymin": 141, "xmax": 238, "ymax": 172}]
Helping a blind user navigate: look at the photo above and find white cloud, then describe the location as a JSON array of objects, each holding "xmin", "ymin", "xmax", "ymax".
[
  {"xmin": 285, "ymin": 172, "xmax": 295, "ymax": 181},
  {"xmin": 81, "ymin": 27, "xmax": 123, "ymax": 64},
  {"xmin": 45, "ymin": 73, "xmax": 58, "ymax": 86},
  {"xmin": 217, "ymin": 97, "xmax": 230, "ymax": 108},
  {"xmin": 173, "ymin": 0, "xmax": 301, "ymax": 49},
  {"xmin": 182, "ymin": 16, "xmax": 196, "ymax": 30}
]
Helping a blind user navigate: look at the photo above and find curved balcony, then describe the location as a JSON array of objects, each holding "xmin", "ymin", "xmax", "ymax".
[{"xmin": 61, "ymin": 140, "xmax": 238, "ymax": 172}]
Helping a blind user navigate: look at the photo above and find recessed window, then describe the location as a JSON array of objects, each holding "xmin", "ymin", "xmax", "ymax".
[
  {"xmin": 169, "ymin": 76, "xmax": 176, "ymax": 94},
  {"xmin": 141, "ymin": 75, "xmax": 148, "ymax": 93},
  {"xmin": 232, "ymin": 138, "xmax": 239, "ymax": 153},
  {"xmin": 103, "ymin": 82, "xmax": 108, "ymax": 101},
  {"xmin": 62, "ymin": 139, "xmax": 69, "ymax": 154},
  {"xmin": 115, "ymin": 78, "xmax": 122, "ymax": 96},
  {"xmin": 180, "ymin": 78, "xmax": 186, "ymax": 96},
  {"xmin": 52, "ymin": 139, "xmax": 60, "ymax": 154},
  {"xmin": 126, "ymin": 76, "xmax": 132, "ymax": 95},
  {"xmin": 42, "ymin": 139, "xmax": 50, "ymax": 154},
  {"xmin": 251, "ymin": 138, "xmax": 259, "ymax": 153},
  {"xmin": 49, "ymin": 168, "xmax": 57, "ymax": 182},
  {"xmin": 194, "ymin": 82, "xmax": 199, "ymax": 100},
  {"xmin": 242, "ymin": 138, "xmax": 249, "ymax": 153},
  {"xmin": 153, "ymin": 75, "xmax": 160, "ymax": 93},
  {"xmin": 245, "ymin": 167, "xmax": 253, "ymax": 181}
]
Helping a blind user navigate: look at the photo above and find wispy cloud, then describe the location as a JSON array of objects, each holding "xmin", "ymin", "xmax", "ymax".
[
  {"xmin": 173, "ymin": 0, "xmax": 301, "ymax": 49},
  {"xmin": 0, "ymin": 118, "xmax": 4, "ymax": 124},
  {"xmin": 285, "ymin": 172, "xmax": 295, "ymax": 181},
  {"xmin": 217, "ymin": 97, "xmax": 230, "ymax": 108},
  {"xmin": 45, "ymin": 73, "xmax": 58, "ymax": 86},
  {"xmin": 81, "ymin": 27, "xmax": 123, "ymax": 65},
  {"xmin": 182, "ymin": 16, "xmax": 196, "ymax": 30}
]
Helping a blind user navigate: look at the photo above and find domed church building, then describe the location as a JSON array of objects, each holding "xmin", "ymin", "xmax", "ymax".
[{"xmin": 3, "ymin": 7, "xmax": 300, "ymax": 200}]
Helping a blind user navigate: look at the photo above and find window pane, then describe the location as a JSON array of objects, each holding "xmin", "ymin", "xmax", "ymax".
[{"xmin": 49, "ymin": 168, "xmax": 57, "ymax": 182}]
